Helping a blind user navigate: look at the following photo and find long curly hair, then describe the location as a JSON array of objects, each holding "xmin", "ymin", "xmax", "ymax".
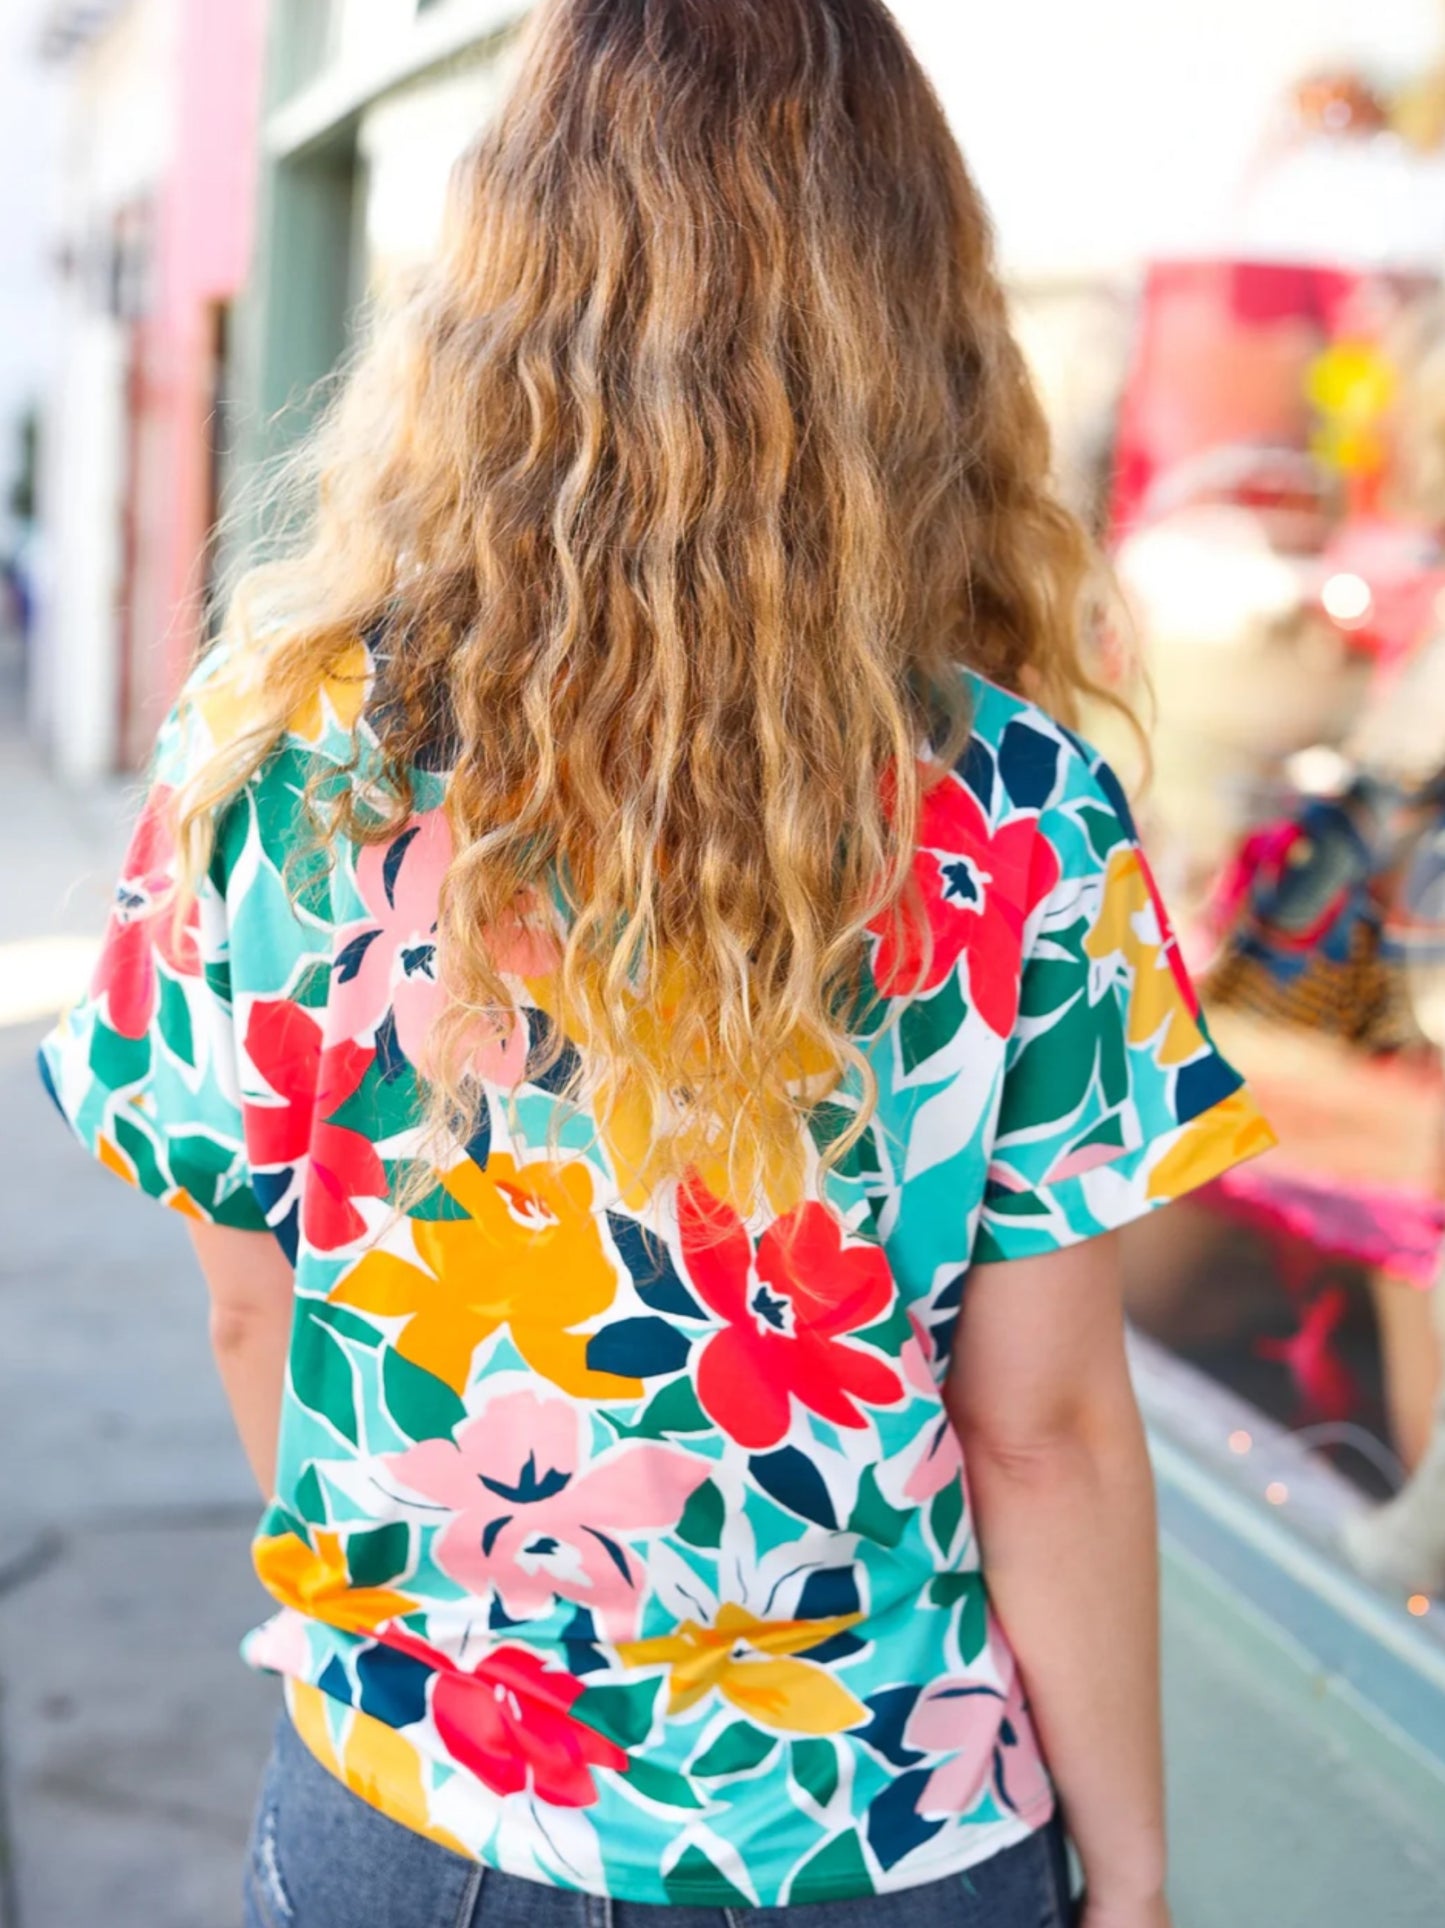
[{"xmin": 181, "ymin": 0, "xmax": 1101, "ymax": 1210}]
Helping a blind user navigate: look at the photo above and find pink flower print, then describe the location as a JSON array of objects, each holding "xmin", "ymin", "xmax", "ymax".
[
  {"xmin": 889, "ymin": 1314, "xmax": 964, "ymax": 1505},
  {"xmin": 385, "ymin": 1388, "xmax": 709, "ymax": 1640},
  {"xmin": 905, "ymin": 1648, "xmax": 1053, "ymax": 1822},
  {"xmin": 334, "ymin": 811, "xmax": 557, "ymax": 1084},
  {"xmin": 334, "ymin": 811, "xmax": 453, "ymax": 1072}
]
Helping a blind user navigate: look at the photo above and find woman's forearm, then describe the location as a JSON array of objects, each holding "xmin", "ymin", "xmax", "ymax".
[
  {"xmin": 188, "ymin": 1222, "xmax": 295, "ymax": 1498},
  {"xmin": 208, "ymin": 1301, "xmax": 290, "ymax": 1495},
  {"xmin": 963, "ymin": 1394, "xmax": 1167, "ymax": 1910}
]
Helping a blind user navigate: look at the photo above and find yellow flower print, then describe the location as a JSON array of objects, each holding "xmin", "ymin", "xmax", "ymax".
[
  {"xmin": 1085, "ymin": 848, "xmax": 1201, "ymax": 1068},
  {"xmin": 524, "ymin": 962, "xmax": 833, "ymax": 1217},
  {"xmin": 287, "ymin": 640, "xmax": 370, "ymax": 742},
  {"xmin": 289, "ymin": 1685, "xmax": 471, "ymax": 1858},
  {"xmin": 618, "ymin": 1603, "xmax": 867, "ymax": 1735},
  {"xmin": 1147, "ymin": 1089, "xmax": 1277, "ymax": 1203},
  {"xmin": 330, "ymin": 1152, "xmax": 641, "ymax": 1401},
  {"xmin": 186, "ymin": 639, "xmax": 369, "ymax": 750},
  {"xmin": 253, "ymin": 1530, "xmax": 416, "ymax": 1634}
]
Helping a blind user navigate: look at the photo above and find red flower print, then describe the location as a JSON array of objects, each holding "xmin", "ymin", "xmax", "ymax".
[
  {"xmin": 91, "ymin": 786, "xmax": 199, "ymax": 1040},
  {"xmin": 386, "ymin": 1631, "xmax": 626, "ymax": 1808},
  {"xmin": 242, "ymin": 1000, "xmax": 387, "ymax": 1250},
  {"xmin": 871, "ymin": 770, "xmax": 1059, "ymax": 1036},
  {"xmin": 679, "ymin": 1181, "xmax": 903, "ymax": 1450}
]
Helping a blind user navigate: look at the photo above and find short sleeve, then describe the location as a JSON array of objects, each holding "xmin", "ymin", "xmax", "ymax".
[
  {"xmin": 973, "ymin": 745, "xmax": 1276, "ymax": 1264},
  {"xmin": 38, "ymin": 679, "xmax": 268, "ymax": 1232}
]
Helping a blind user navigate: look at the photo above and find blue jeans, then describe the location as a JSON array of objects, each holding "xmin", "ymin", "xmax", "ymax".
[{"xmin": 243, "ymin": 1714, "xmax": 1077, "ymax": 1927}]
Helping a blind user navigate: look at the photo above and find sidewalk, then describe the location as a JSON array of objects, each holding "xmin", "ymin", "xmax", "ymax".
[
  {"xmin": 2, "ymin": 649, "xmax": 1444, "ymax": 1925},
  {"xmin": 0, "ymin": 651, "xmax": 280, "ymax": 1928}
]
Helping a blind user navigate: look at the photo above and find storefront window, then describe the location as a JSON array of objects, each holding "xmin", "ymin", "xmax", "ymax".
[{"xmin": 1105, "ymin": 74, "xmax": 1445, "ymax": 1599}]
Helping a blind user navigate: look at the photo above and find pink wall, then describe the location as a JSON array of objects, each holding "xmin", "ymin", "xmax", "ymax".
[{"xmin": 124, "ymin": 0, "xmax": 267, "ymax": 759}]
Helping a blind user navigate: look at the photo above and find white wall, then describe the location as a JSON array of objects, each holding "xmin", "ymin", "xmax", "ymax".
[
  {"xmin": 0, "ymin": 3, "xmax": 61, "ymax": 541},
  {"xmin": 33, "ymin": 0, "xmax": 179, "ymax": 776},
  {"xmin": 891, "ymin": 0, "xmax": 1443, "ymax": 279}
]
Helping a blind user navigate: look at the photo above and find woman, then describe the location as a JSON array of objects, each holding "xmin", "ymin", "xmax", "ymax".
[{"xmin": 40, "ymin": 2, "xmax": 1272, "ymax": 1923}]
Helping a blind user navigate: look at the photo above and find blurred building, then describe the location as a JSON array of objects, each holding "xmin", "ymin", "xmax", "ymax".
[
  {"xmin": 238, "ymin": 0, "xmax": 524, "ymax": 491},
  {"xmin": 33, "ymin": 0, "xmax": 266, "ymax": 778}
]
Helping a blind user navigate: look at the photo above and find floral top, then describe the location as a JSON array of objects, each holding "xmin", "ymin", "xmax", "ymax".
[{"xmin": 40, "ymin": 645, "xmax": 1273, "ymax": 1906}]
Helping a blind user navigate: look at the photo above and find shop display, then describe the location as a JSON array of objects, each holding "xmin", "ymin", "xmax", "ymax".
[{"xmin": 1108, "ymin": 68, "xmax": 1445, "ymax": 1565}]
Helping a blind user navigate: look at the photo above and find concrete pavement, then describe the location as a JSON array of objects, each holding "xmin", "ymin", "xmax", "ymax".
[{"xmin": 1, "ymin": 653, "xmax": 280, "ymax": 1928}]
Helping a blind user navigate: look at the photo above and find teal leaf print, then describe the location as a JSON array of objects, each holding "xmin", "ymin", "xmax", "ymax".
[
  {"xmin": 675, "ymin": 1478, "xmax": 726, "ymax": 1549},
  {"xmin": 899, "ymin": 968, "xmax": 967, "ymax": 1075},
  {"xmin": 790, "ymin": 1738, "xmax": 839, "ymax": 1808},
  {"xmin": 693, "ymin": 1722, "xmax": 778, "ymax": 1778},
  {"xmin": 156, "ymin": 972, "xmax": 195, "ymax": 1067},
  {"xmin": 956, "ymin": 1572, "xmax": 989, "ymax": 1664},
  {"xmin": 575, "ymin": 1678, "xmax": 661, "ymax": 1750},
  {"xmin": 612, "ymin": 1376, "xmax": 711, "ymax": 1439},
  {"xmin": 88, "ymin": 1020, "xmax": 148, "ymax": 1092},
  {"xmin": 346, "ymin": 1521, "xmax": 410, "ymax": 1588},
  {"xmin": 663, "ymin": 1846, "xmax": 753, "ymax": 1909},
  {"xmin": 294, "ymin": 1463, "xmax": 328, "ymax": 1526},
  {"xmin": 847, "ymin": 1466, "xmax": 913, "ymax": 1549},
  {"xmin": 619, "ymin": 1757, "xmax": 707, "ymax": 1810},
  {"xmin": 789, "ymin": 1829, "xmax": 872, "ymax": 1905},
  {"xmin": 929, "ymin": 1480, "xmax": 965, "ymax": 1557},
  {"xmin": 290, "ymin": 1308, "xmax": 360, "ymax": 1446},
  {"xmin": 111, "ymin": 1111, "xmax": 165, "ymax": 1197},
  {"xmin": 1079, "ymin": 800, "xmax": 1130, "ymax": 864},
  {"xmin": 303, "ymin": 1302, "xmax": 383, "ymax": 1350},
  {"xmin": 382, "ymin": 1349, "xmax": 467, "ymax": 1442}
]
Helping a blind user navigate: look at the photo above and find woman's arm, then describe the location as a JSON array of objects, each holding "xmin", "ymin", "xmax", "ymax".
[
  {"xmin": 945, "ymin": 1235, "xmax": 1170, "ymax": 1928},
  {"xmin": 187, "ymin": 1222, "xmax": 295, "ymax": 1497}
]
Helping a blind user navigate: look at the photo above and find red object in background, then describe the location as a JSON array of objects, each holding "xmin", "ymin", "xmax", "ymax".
[
  {"xmin": 1312, "ymin": 516, "xmax": 1445, "ymax": 664},
  {"xmin": 1256, "ymin": 1283, "xmax": 1358, "ymax": 1423},
  {"xmin": 1110, "ymin": 259, "xmax": 1431, "ymax": 542}
]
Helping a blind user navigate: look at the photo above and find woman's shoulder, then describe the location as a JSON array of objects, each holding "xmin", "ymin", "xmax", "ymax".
[
  {"xmin": 170, "ymin": 634, "xmax": 377, "ymax": 784},
  {"xmin": 951, "ymin": 669, "xmax": 1133, "ymax": 838}
]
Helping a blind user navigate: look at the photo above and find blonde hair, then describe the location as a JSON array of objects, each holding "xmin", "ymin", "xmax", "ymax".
[{"xmin": 182, "ymin": 0, "xmax": 1101, "ymax": 1208}]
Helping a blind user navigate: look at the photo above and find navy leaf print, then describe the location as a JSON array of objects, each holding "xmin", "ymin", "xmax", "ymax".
[
  {"xmin": 465, "ymin": 1091, "xmax": 492, "ymax": 1169},
  {"xmin": 334, "ymin": 928, "xmax": 381, "ymax": 985},
  {"xmin": 560, "ymin": 1605, "xmax": 610, "ymax": 1676},
  {"xmin": 381, "ymin": 826, "xmax": 421, "ymax": 909},
  {"xmin": 796, "ymin": 1567, "xmax": 861, "ymax": 1621},
  {"xmin": 373, "ymin": 1009, "xmax": 409, "ymax": 1085},
  {"xmin": 584, "ymin": 1527, "xmax": 635, "ymax": 1584},
  {"xmin": 958, "ymin": 737, "xmax": 997, "ymax": 812},
  {"xmin": 317, "ymin": 1654, "xmax": 352, "ymax": 1706},
  {"xmin": 866, "ymin": 1768, "xmax": 946, "ymax": 1871},
  {"xmin": 1176, "ymin": 1050, "xmax": 1242, "ymax": 1124},
  {"xmin": 749, "ymin": 1447, "xmax": 837, "ymax": 1528},
  {"xmin": 607, "ymin": 1212, "xmax": 704, "ymax": 1319},
  {"xmin": 858, "ymin": 1686, "xmax": 925, "ymax": 1768},
  {"xmin": 998, "ymin": 720, "xmax": 1062, "ymax": 810},
  {"xmin": 586, "ymin": 1317, "xmax": 692, "ymax": 1379},
  {"xmin": 355, "ymin": 1643, "xmax": 431, "ymax": 1729},
  {"xmin": 1093, "ymin": 754, "xmax": 1142, "ymax": 839}
]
